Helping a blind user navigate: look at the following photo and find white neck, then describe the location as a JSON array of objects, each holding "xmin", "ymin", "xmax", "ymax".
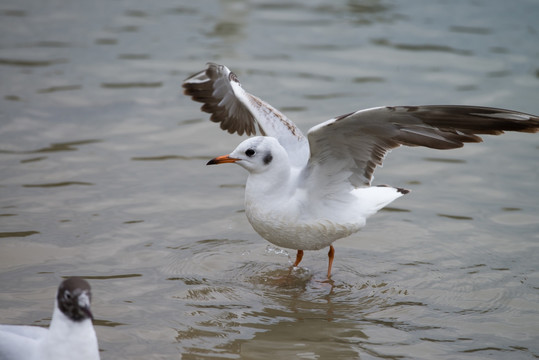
[
  {"xmin": 39, "ymin": 301, "xmax": 100, "ymax": 360},
  {"xmin": 245, "ymin": 163, "xmax": 292, "ymax": 203}
]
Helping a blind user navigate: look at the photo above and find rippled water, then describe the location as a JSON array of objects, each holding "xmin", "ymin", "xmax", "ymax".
[{"xmin": 1, "ymin": 0, "xmax": 538, "ymax": 359}]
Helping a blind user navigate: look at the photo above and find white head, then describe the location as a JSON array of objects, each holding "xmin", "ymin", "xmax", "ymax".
[{"xmin": 207, "ymin": 136, "xmax": 289, "ymax": 175}]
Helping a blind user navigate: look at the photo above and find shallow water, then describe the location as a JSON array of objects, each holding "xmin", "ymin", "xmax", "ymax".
[{"xmin": 1, "ymin": 0, "xmax": 538, "ymax": 359}]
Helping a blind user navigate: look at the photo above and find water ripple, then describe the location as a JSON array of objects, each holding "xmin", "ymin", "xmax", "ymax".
[
  {"xmin": 0, "ymin": 231, "xmax": 40, "ymax": 238},
  {"xmin": 101, "ymin": 82, "xmax": 162, "ymax": 88},
  {"xmin": 75, "ymin": 274, "xmax": 143, "ymax": 280},
  {"xmin": 23, "ymin": 181, "xmax": 93, "ymax": 188},
  {"xmin": 437, "ymin": 213, "xmax": 474, "ymax": 221},
  {"xmin": 131, "ymin": 155, "xmax": 208, "ymax": 161},
  {"xmin": 37, "ymin": 85, "xmax": 82, "ymax": 93},
  {"xmin": 0, "ymin": 58, "xmax": 68, "ymax": 67},
  {"xmin": 0, "ymin": 139, "xmax": 101, "ymax": 154},
  {"xmin": 371, "ymin": 38, "xmax": 473, "ymax": 55}
]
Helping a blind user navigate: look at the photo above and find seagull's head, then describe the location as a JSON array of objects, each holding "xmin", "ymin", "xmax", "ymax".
[
  {"xmin": 207, "ymin": 136, "xmax": 288, "ymax": 174},
  {"xmin": 56, "ymin": 277, "xmax": 93, "ymax": 322}
]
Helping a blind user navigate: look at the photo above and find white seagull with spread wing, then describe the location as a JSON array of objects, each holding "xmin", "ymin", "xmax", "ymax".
[{"xmin": 183, "ymin": 62, "xmax": 539, "ymax": 278}]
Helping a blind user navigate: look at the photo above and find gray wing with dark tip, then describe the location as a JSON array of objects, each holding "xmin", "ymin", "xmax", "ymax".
[
  {"xmin": 183, "ymin": 63, "xmax": 309, "ymax": 167},
  {"xmin": 306, "ymin": 105, "xmax": 539, "ymax": 189}
]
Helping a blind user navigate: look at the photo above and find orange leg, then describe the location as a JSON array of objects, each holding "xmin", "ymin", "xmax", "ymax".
[
  {"xmin": 327, "ymin": 245, "xmax": 335, "ymax": 278},
  {"xmin": 293, "ymin": 250, "xmax": 304, "ymax": 267}
]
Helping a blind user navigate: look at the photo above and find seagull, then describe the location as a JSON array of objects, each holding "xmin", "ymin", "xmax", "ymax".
[
  {"xmin": 0, "ymin": 277, "xmax": 100, "ymax": 360},
  {"xmin": 183, "ymin": 62, "xmax": 539, "ymax": 278}
]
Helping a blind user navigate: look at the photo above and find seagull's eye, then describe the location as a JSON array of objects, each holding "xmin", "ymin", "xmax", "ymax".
[
  {"xmin": 64, "ymin": 292, "xmax": 72, "ymax": 300},
  {"xmin": 245, "ymin": 149, "xmax": 255, "ymax": 157}
]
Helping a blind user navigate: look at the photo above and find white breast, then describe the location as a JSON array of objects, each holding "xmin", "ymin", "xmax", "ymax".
[{"xmin": 245, "ymin": 203, "xmax": 364, "ymax": 251}]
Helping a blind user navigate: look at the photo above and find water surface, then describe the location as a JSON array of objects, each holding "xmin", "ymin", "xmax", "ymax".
[{"xmin": 1, "ymin": 0, "xmax": 538, "ymax": 359}]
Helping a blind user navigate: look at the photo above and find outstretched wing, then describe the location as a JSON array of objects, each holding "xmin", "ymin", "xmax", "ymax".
[
  {"xmin": 306, "ymin": 105, "xmax": 539, "ymax": 189},
  {"xmin": 183, "ymin": 63, "xmax": 309, "ymax": 167}
]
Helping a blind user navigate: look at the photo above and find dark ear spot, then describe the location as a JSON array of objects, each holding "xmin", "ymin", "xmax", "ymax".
[{"xmin": 263, "ymin": 153, "xmax": 273, "ymax": 165}]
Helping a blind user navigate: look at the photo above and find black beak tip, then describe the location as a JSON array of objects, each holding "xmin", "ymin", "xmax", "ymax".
[{"xmin": 87, "ymin": 310, "xmax": 94, "ymax": 321}]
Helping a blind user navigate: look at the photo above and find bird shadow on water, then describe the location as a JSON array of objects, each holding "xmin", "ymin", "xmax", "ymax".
[
  {"xmin": 164, "ymin": 239, "xmax": 415, "ymax": 357},
  {"xmin": 175, "ymin": 260, "xmax": 414, "ymax": 358},
  {"xmin": 241, "ymin": 260, "xmax": 409, "ymax": 309},
  {"xmin": 164, "ymin": 238, "xmax": 410, "ymax": 310}
]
